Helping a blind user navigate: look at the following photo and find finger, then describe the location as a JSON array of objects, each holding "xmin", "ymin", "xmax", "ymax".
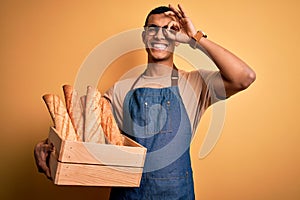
[
  {"xmin": 163, "ymin": 26, "xmax": 176, "ymax": 41},
  {"xmin": 35, "ymin": 144, "xmax": 53, "ymax": 158},
  {"xmin": 34, "ymin": 139, "xmax": 52, "ymax": 152},
  {"xmin": 167, "ymin": 21, "xmax": 181, "ymax": 32},
  {"xmin": 45, "ymin": 170, "xmax": 52, "ymax": 179},
  {"xmin": 168, "ymin": 4, "xmax": 183, "ymax": 19},
  {"xmin": 164, "ymin": 11, "xmax": 176, "ymax": 17},
  {"xmin": 43, "ymin": 143, "xmax": 54, "ymax": 152},
  {"xmin": 168, "ymin": 4, "xmax": 177, "ymax": 13},
  {"xmin": 178, "ymin": 4, "xmax": 188, "ymax": 18},
  {"xmin": 38, "ymin": 159, "xmax": 52, "ymax": 179},
  {"xmin": 34, "ymin": 141, "xmax": 53, "ymax": 178},
  {"xmin": 164, "ymin": 11, "xmax": 179, "ymax": 22},
  {"xmin": 37, "ymin": 158, "xmax": 49, "ymax": 172}
]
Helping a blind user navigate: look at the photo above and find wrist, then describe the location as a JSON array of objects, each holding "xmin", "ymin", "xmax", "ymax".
[{"xmin": 189, "ymin": 30, "xmax": 207, "ymax": 49}]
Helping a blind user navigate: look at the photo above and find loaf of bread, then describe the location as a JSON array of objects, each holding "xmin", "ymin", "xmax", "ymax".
[
  {"xmin": 100, "ymin": 97, "xmax": 124, "ymax": 145},
  {"xmin": 83, "ymin": 86, "xmax": 106, "ymax": 143},
  {"xmin": 62, "ymin": 85, "xmax": 84, "ymax": 141},
  {"xmin": 42, "ymin": 94, "xmax": 78, "ymax": 141},
  {"xmin": 42, "ymin": 85, "xmax": 124, "ymax": 145}
]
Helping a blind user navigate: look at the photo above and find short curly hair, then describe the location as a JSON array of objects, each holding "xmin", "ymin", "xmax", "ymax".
[{"xmin": 144, "ymin": 6, "xmax": 172, "ymax": 27}]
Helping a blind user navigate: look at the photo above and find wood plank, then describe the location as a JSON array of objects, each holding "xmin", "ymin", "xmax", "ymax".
[
  {"xmin": 55, "ymin": 162, "xmax": 142, "ymax": 187},
  {"xmin": 49, "ymin": 151, "xmax": 59, "ymax": 183},
  {"xmin": 49, "ymin": 127, "xmax": 147, "ymax": 167},
  {"xmin": 48, "ymin": 127, "xmax": 145, "ymax": 187},
  {"xmin": 61, "ymin": 140, "xmax": 146, "ymax": 167},
  {"xmin": 123, "ymin": 135, "xmax": 145, "ymax": 148},
  {"xmin": 48, "ymin": 127, "xmax": 65, "ymax": 160}
]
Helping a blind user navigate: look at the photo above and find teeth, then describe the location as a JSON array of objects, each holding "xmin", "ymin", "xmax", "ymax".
[{"xmin": 152, "ymin": 43, "xmax": 167, "ymax": 50}]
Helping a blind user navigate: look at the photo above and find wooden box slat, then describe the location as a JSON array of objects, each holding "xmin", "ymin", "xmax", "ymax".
[{"xmin": 48, "ymin": 127, "xmax": 146, "ymax": 187}]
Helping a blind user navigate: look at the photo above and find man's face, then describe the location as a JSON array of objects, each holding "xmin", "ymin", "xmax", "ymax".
[{"xmin": 143, "ymin": 13, "xmax": 177, "ymax": 62}]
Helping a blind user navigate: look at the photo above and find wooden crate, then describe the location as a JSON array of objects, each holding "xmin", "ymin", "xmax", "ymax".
[{"xmin": 48, "ymin": 127, "xmax": 146, "ymax": 187}]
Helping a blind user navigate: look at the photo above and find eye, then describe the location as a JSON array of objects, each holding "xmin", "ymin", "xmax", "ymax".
[
  {"xmin": 146, "ymin": 26, "xmax": 159, "ymax": 35},
  {"xmin": 170, "ymin": 26, "xmax": 179, "ymax": 32},
  {"xmin": 148, "ymin": 27, "xmax": 157, "ymax": 32}
]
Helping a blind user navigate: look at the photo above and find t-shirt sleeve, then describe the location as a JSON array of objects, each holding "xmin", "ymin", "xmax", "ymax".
[
  {"xmin": 188, "ymin": 69, "xmax": 225, "ymax": 110},
  {"xmin": 103, "ymin": 85, "xmax": 114, "ymax": 102},
  {"xmin": 198, "ymin": 69, "xmax": 227, "ymax": 104},
  {"xmin": 102, "ymin": 81, "xmax": 129, "ymax": 130}
]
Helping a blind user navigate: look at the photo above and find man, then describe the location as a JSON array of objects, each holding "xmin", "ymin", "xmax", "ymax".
[{"xmin": 34, "ymin": 4, "xmax": 255, "ymax": 200}]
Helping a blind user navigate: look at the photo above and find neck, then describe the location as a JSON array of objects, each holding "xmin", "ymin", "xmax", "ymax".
[{"xmin": 145, "ymin": 57, "xmax": 174, "ymax": 77}]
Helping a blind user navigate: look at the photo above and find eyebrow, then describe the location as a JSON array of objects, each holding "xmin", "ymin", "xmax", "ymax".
[{"xmin": 146, "ymin": 24, "xmax": 169, "ymax": 28}]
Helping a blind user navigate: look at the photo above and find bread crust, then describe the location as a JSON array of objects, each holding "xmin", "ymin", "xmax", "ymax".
[
  {"xmin": 42, "ymin": 94, "xmax": 78, "ymax": 141},
  {"xmin": 84, "ymin": 86, "xmax": 106, "ymax": 143},
  {"xmin": 62, "ymin": 85, "xmax": 84, "ymax": 141}
]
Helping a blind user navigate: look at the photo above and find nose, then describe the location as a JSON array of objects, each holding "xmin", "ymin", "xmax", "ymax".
[{"xmin": 154, "ymin": 27, "xmax": 166, "ymax": 40}]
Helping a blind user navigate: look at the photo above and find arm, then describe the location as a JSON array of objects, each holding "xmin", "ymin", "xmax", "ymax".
[
  {"xmin": 168, "ymin": 4, "xmax": 256, "ymax": 97},
  {"xmin": 195, "ymin": 38, "xmax": 256, "ymax": 97}
]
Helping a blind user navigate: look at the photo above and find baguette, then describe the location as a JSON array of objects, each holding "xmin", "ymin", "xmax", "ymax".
[
  {"xmin": 62, "ymin": 85, "xmax": 84, "ymax": 141},
  {"xmin": 100, "ymin": 97, "xmax": 124, "ymax": 145},
  {"xmin": 83, "ymin": 86, "xmax": 106, "ymax": 143},
  {"xmin": 42, "ymin": 94, "xmax": 78, "ymax": 141}
]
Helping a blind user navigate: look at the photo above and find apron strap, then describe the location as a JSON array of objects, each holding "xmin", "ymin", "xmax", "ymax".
[{"xmin": 171, "ymin": 65, "xmax": 179, "ymax": 86}]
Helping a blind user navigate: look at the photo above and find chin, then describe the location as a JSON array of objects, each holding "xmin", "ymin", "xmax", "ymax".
[{"xmin": 148, "ymin": 48, "xmax": 173, "ymax": 61}]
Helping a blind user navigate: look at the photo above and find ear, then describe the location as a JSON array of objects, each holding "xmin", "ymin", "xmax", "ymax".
[{"xmin": 142, "ymin": 31, "xmax": 146, "ymax": 44}]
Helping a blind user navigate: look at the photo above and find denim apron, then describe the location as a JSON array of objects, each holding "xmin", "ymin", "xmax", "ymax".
[{"xmin": 109, "ymin": 68, "xmax": 195, "ymax": 200}]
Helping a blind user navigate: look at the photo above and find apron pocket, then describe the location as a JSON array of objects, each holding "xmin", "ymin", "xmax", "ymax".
[{"xmin": 144, "ymin": 100, "xmax": 172, "ymax": 135}]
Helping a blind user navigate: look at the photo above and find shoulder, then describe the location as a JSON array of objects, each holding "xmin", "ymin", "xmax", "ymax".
[
  {"xmin": 104, "ymin": 78, "xmax": 138, "ymax": 101},
  {"xmin": 178, "ymin": 68, "xmax": 220, "ymax": 84}
]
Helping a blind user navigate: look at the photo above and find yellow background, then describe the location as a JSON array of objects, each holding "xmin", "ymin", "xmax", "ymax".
[{"xmin": 1, "ymin": 0, "xmax": 299, "ymax": 199}]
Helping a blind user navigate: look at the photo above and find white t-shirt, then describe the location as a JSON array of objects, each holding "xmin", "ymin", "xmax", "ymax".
[{"xmin": 104, "ymin": 67, "xmax": 224, "ymax": 134}]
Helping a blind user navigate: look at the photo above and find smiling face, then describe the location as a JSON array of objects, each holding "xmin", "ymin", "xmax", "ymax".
[{"xmin": 142, "ymin": 13, "xmax": 177, "ymax": 64}]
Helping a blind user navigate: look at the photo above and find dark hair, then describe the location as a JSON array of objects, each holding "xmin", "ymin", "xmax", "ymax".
[{"xmin": 144, "ymin": 6, "xmax": 172, "ymax": 27}]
